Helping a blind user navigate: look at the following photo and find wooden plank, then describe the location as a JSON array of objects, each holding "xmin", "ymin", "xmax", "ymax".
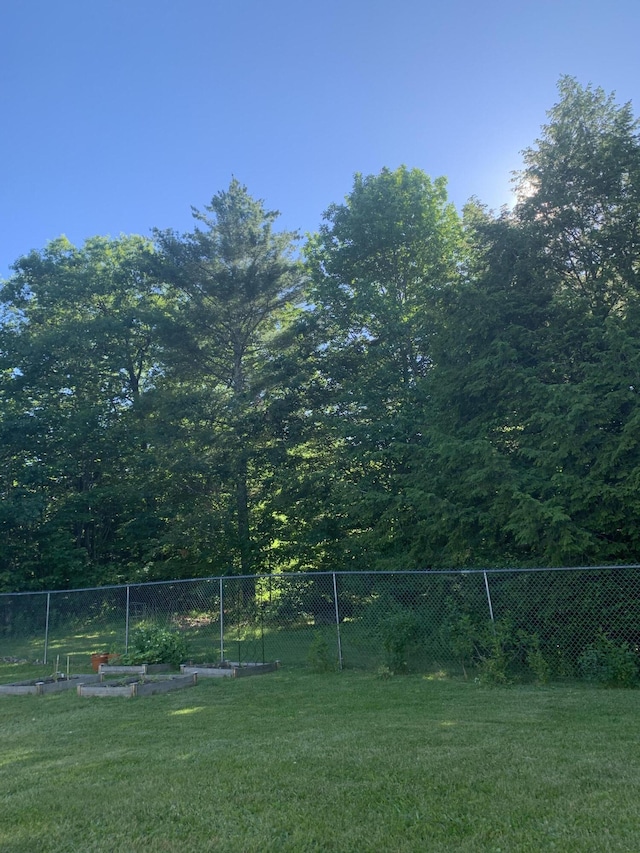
[
  {"xmin": 98, "ymin": 663, "xmax": 171, "ymax": 676},
  {"xmin": 180, "ymin": 662, "xmax": 280, "ymax": 678},
  {"xmin": 0, "ymin": 675, "xmax": 100, "ymax": 696},
  {"xmin": 78, "ymin": 673, "xmax": 197, "ymax": 698}
]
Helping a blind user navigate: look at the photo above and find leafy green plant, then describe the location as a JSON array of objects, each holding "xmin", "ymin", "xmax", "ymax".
[
  {"xmin": 578, "ymin": 634, "xmax": 639, "ymax": 688},
  {"xmin": 378, "ymin": 610, "xmax": 421, "ymax": 674},
  {"xmin": 121, "ymin": 622, "xmax": 189, "ymax": 667},
  {"xmin": 525, "ymin": 633, "xmax": 551, "ymax": 685},
  {"xmin": 449, "ymin": 613, "xmax": 550, "ymax": 686},
  {"xmin": 477, "ymin": 622, "xmax": 512, "ymax": 685},
  {"xmin": 375, "ymin": 664, "xmax": 394, "ymax": 680},
  {"xmin": 306, "ymin": 632, "xmax": 336, "ymax": 673},
  {"xmin": 448, "ymin": 611, "xmax": 484, "ymax": 679}
]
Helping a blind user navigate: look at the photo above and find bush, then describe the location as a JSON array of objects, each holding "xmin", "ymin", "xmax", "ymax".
[
  {"xmin": 306, "ymin": 633, "xmax": 336, "ymax": 672},
  {"xmin": 121, "ymin": 622, "xmax": 189, "ymax": 667},
  {"xmin": 476, "ymin": 620, "xmax": 514, "ymax": 685},
  {"xmin": 447, "ymin": 611, "xmax": 484, "ymax": 679},
  {"xmin": 378, "ymin": 610, "xmax": 421, "ymax": 674},
  {"xmin": 447, "ymin": 610, "xmax": 551, "ymax": 685},
  {"xmin": 578, "ymin": 634, "xmax": 639, "ymax": 688},
  {"xmin": 526, "ymin": 634, "xmax": 551, "ymax": 685}
]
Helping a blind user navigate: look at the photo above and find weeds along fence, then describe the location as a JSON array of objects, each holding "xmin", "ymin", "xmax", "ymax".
[{"xmin": 1, "ymin": 566, "xmax": 640, "ymax": 680}]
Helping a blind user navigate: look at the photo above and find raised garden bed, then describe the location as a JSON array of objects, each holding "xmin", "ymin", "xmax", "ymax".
[
  {"xmin": 98, "ymin": 663, "xmax": 171, "ymax": 676},
  {"xmin": 78, "ymin": 672, "xmax": 198, "ymax": 698},
  {"xmin": 180, "ymin": 661, "xmax": 280, "ymax": 678},
  {"xmin": 0, "ymin": 674, "xmax": 100, "ymax": 696}
]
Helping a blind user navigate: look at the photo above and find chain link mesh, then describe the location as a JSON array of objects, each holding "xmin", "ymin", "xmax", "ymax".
[{"xmin": 1, "ymin": 567, "xmax": 639, "ymax": 678}]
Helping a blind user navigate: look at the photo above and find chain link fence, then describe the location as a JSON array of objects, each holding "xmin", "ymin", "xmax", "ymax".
[{"xmin": 1, "ymin": 567, "xmax": 639, "ymax": 681}]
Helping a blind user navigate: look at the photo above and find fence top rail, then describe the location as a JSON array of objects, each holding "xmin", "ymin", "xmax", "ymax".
[{"xmin": 2, "ymin": 563, "xmax": 640, "ymax": 599}]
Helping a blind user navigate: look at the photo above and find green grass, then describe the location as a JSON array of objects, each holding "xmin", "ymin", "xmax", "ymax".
[
  {"xmin": 0, "ymin": 666, "xmax": 639, "ymax": 852},
  {"xmin": 1, "ymin": 617, "xmax": 464, "ymax": 678},
  {"xmin": 0, "ymin": 619, "xmax": 378, "ymax": 673}
]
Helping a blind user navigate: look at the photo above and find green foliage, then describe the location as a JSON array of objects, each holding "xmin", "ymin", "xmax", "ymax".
[
  {"xmin": 526, "ymin": 633, "xmax": 551, "ymax": 685},
  {"xmin": 447, "ymin": 608, "xmax": 551, "ymax": 685},
  {"xmin": 121, "ymin": 621, "xmax": 189, "ymax": 666},
  {"xmin": 377, "ymin": 609, "xmax": 422, "ymax": 673},
  {"xmin": 578, "ymin": 634, "xmax": 639, "ymax": 688},
  {"xmin": 154, "ymin": 179, "xmax": 304, "ymax": 579},
  {"xmin": 375, "ymin": 664, "xmax": 394, "ymax": 679},
  {"xmin": 475, "ymin": 620, "xmax": 514, "ymax": 685},
  {"xmin": 447, "ymin": 610, "xmax": 483, "ymax": 677},
  {"xmin": 0, "ymin": 234, "xmax": 173, "ymax": 589},
  {"xmin": 303, "ymin": 165, "xmax": 465, "ymax": 572},
  {"xmin": 4, "ymin": 80, "xmax": 640, "ymax": 590},
  {"xmin": 306, "ymin": 632, "xmax": 336, "ymax": 672}
]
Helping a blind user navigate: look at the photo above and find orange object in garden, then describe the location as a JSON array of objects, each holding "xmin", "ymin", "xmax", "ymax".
[{"xmin": 91, "ymin": 653, "xmax": 110, "ymax": 672}]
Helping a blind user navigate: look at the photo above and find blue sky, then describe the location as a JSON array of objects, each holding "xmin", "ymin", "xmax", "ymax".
[{"xmin": 2, "ymin": 0, "xmax": 639, "ymax": 276}]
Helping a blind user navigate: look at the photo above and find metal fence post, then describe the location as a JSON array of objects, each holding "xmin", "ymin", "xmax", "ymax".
[
  {"xmin": 219, "ymin": 577, "xmax": 224, "ymax": 662},
  {"xmin": 332, "ymin": 573, "xmax": 343, "ymax": 670},
  {"xmin": 43, "ymin": 592, "xmax": 51, "ymax": 665},
  {"xmin": 483, "ymin": 571, "xmax": 495, "ymax": 625}
]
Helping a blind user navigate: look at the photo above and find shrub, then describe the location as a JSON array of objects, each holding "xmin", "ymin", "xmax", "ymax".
[
  {"xmin": 526, "ymin": 634, "xmax": 551, "ymax": 685},
  {"xmin": 578, "ymin": 634, "xmax": 639, "ymax": 688},
  {"xmin": 447, "ymin": 610, "xmax": 550, "ymax": 685},
  {"xmin": 476, "ymin": 620, "xmax": 512, "ymax": 685},
  {"xmin": 378, "ymin": 610, "xmax": 421, "ymax": 674},
  {"xmin": 306, "ymin": 633, "xmax": 336, "ymax": 672},
  {"xmin": 447, "ymin": 611, "xmax": 484, "ymax": 679},
  {"xmin": 121, "ymin": 622, "xmax": 189, "ymax": 667},
  {"xmin": 376, "ymin": 664, "xmax": 394, "ymax": 680}
]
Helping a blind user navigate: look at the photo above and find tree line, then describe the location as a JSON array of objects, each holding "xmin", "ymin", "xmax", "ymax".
[{"xmin": 2, "ymin": 77, "xmax": 640, "ymax": 592}]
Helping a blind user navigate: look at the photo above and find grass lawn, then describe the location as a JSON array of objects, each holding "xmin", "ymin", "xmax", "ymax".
[{"xmin": 0, "ymin": 666, "xmax": 638, "ymax": 852}]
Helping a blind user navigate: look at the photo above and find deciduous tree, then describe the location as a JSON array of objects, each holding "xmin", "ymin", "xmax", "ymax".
[{"xmin": 304, "ymin": 166, "xmax": 464, "ymax": 569}]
